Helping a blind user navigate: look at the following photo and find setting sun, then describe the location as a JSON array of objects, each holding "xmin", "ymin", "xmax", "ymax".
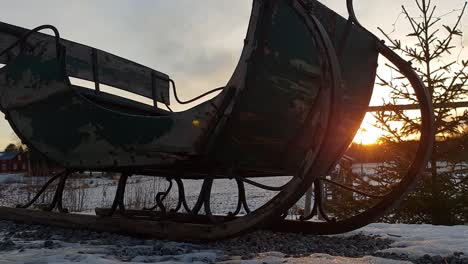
[{"xmin": 353, "ymin": 114, "xmax": 386, "ymax": 145}]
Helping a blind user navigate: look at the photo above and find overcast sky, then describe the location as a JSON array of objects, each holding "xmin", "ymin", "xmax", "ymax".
[{"xmin": 0, "ymin": 0, "xmax": 466, "ymax": 148}]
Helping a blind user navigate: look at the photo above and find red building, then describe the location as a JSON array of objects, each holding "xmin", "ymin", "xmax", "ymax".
[{"xmin": 0, "ymin": 152, "xmax": 28, "ymax": 173}]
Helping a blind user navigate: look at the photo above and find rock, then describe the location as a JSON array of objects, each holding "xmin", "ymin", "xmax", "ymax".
[
  {"xmin": 44, "ymin": 240, "xmax": 54, "ymax": 248},
  {"xmin": 50, "ymin": 235, "xmax": 64, "ymax": 241},
  {"xmin": 0, "ymin": 239, "xmax": 15, "ymax": 251},
  {"xmin": 160, "ymin": 245, "xmax": 185, "ymax": 255},
  {"xmin": 432, "ymin": 255, "xmax": 444, "ymax": 263},
  {"xmin": 208, "ymin": 230, "xmax": 393, "ymax": 259}
]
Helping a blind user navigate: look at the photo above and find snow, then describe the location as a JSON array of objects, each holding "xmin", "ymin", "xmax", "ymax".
[
  {"xmin": 286, "ymin": 254, "xmax": 412, "ymax": 264},
  {"xmin": 0, "ymin": 173, "xmax": 25, "ymax": 184},
  {"xmin": 216, "ymin": 252, "xmax": 412, "ymax": 264},
  {"xmin": 0, "ymin": 223, "xmax": 466, "ymax": 263},
  {"xmin": 0, "ymin": 242, "xmax": 221, "ymax": 264},
  {"xmin": 0, "ymin": 248, "xmax": 413, "ymax": 264},
  {"xmin": 357, "ymin": 223, "xmax": 468, "ymax": 258},
  {"xmin": 0, "ymin": 248, "xmax": 407, "ymax": 264}
]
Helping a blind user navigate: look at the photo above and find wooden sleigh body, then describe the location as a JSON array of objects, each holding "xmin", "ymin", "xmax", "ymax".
[{"xmin": 0, "ymin": 0, "xmax": 434, "ymax": 241}]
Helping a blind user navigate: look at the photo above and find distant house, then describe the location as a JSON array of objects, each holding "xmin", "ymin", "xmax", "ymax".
[
  {"xmin": 28, "ymin": 150, "xmax": 63, "ymax": 176},
  {"xmin": 0, "ymin": 151, "xmax": 28, "ymax": 174}
]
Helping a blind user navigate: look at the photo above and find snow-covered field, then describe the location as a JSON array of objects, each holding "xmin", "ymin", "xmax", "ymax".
[{"xmin": 0, "ymin": 173, "xmax": 26, "ymax": 184}]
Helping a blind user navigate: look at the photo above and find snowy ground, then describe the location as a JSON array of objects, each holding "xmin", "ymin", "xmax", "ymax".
[
  {"xmin": 358, "ymin": 224, "xmax": 468, "ymax": 259},
  {"xmin": 0, "ymin": 221, "xmax": 467, "ymax": 264},
  {"xmin": 1, "ymin": 174, "xmax": 467, "ymax": 263}
]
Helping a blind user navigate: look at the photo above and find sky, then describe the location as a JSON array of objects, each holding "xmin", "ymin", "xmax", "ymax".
[{"xmin": 0, "ymin": 0, "xmax": 467, "ymax": 148}]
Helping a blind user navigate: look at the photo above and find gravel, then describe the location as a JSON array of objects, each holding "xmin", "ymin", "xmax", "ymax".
[
  {"xmin": 208, "ymin": 231, "xmax": 393, "ymax": 258},
  {"xmin": 1, "ymin": 220, "xmax": 467, "ymax": 263}
]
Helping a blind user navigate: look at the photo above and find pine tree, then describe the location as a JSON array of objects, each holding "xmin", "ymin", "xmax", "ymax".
[
  {"xmin": 4, "ymin": 143, "xmax": 18, "ymax": 153},
  {"xmin": 375, "ymin": 0, "xmax": 468, "ymax": 224}
]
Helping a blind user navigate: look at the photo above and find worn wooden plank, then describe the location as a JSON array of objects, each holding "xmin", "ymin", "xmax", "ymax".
[
  {"xmin": 0, "ymin": 207, "xmax": 310, "ymax": 241},
  {"xmin": 0, "ymin": 22, "xmax": 170, "ymax": 105},
  {"xmin": 368, "ymin": 101, "xmax": 468, "ymax": 112},
  {"xmin": 95, "ymin": 208, "xmax": 236, "ymax": 223},
  {"xmin": 0, "ymin": 206, "xmax": 214, "ymax": 242}
]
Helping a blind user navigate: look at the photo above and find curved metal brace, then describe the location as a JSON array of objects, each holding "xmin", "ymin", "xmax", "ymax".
[
  {"xmin": 173, "ymin": 178, "xmax": 191, "ymax": 213},
  {"xmin": 229, "ymin": 178, "xmax": 251, "ymax": 217},
  {"xmin": 155, "ymin": 180, "xmax": 172, "ymax": 214},
  {"xmin": 346, "ymin": 0, "xmax": 364, "ymax": 28},
  {"xmin": 169, "ymin": 79, "xmax": 224, "ymax": 105},
  {"xmin": 300, "ymin": 200, "xmax": 318, "ymax": 221},
  {"xmin": 190, "ymin": 178, "xmax": 214, "ymax": 216},
  {"xmin": 300, "ymin": 179, "xmax": 333, "ymax": 222},
  {"xmin": 301, "ymin": 181, "xmax": 318, "ymax": 221},
  {"xmin": 236, "ymin": 177, "xmax": 287, "ymax": 192},
  {"xmin": 315, "ymin": 180, "xmax": 332, "ymax": 222},
  {"xmin": 46, "ymin": 172, "xmax": 70, "ymax": 213},
  {"xmin": 186, "ymin": 177, "xmax": 218, "ymax": 223},
  {"xmin": 16, "ymin": 170, "xmax": 68, "ymax": 209},
  {"xmin": 105, "ymin": 173, "xmax": 130, "ymax": 217},
  {"xmin": 144, "ymin": 178, "xmax": 173, "ymax": 214},
  {"xmin": 202, "ymin": 178, "xmax": 217, "ymax": 223},
  {"xmin": 320, "ymin": 177, "xmax": 386, "ymax": 199},
  {"xmin": 0, "ymin": 24, "xmax": 63, "ymax": 62}
]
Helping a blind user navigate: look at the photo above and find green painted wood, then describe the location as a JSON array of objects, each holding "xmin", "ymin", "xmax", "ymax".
[
  {"xmin": 211, "ymin": 0, "xmax": 329, "ymax": 173},
  {"xmin": 0, "ymin": 22, "xmax": 170, "ymax": 105},
  {"xmin": 0, "ymin": 41, "xmax": 219, "ymax": 169}
]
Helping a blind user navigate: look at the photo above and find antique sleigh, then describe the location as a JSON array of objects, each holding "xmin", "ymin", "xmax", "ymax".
[{"xmin": 0, "ymin": 0, "xmax": 434, "ymax": 241}]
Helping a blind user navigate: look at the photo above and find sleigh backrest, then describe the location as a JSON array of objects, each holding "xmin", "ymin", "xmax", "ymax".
[{"xmin": 0, "ymin": 22, "xmax": 170, "ymax": 106}]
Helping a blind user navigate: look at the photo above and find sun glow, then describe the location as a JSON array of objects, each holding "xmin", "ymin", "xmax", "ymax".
[{"xmin": 353, "ymin": 114, "xmax": 386, "ymax": 145}]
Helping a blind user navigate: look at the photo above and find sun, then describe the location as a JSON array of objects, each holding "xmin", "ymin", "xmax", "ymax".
[{"xmin": 352, "ymin": 114, "xmax": 385, "ymax": 145}]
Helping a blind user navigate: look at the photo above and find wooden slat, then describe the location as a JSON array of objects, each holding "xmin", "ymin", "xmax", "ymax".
[
  {"xmin": 368, "ymin": 101, "xmax": 468, "ymax": 112},
  {"xmin": 0, "ymin": 22, "xmax": 170, "ymax": 105},
  {"xmin": 0, "ymin": 206, "xmax": 214, "ymax": 242},
  {"xmin": 94, "ymin": 208, "xmax": 236, "ymax": 223}
]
